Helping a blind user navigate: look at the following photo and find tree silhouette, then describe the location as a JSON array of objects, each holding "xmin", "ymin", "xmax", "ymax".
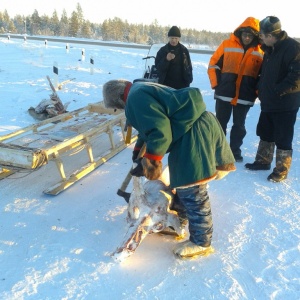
[{"xmin": 0, "ymin": 5, "xmax": 246, "ymax": 47}]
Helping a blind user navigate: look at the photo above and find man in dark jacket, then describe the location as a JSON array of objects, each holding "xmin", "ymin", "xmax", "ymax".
[
  {"xmin": 102, "ymin": 80, "xmax": 236, "ymax": 258},
  {"xmin": 208, "ymin": 17, "xmax": 263, "ymax": 162},
  {"xmin": 245, "ymin": 16, "xmax": 300, "ymax": 182},
  {"xmin": 155, "ymin": 26, "xmax": 193, "ymax": 89}
]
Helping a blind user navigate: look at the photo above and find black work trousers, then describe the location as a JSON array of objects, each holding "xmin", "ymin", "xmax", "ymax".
[
  {"xmin": 215, "ymin": 99, "xmax": 251, "ymax": 156},
  {"xmin": 256, "ymin": 109, "xmax": 299, "ymax": 150}
]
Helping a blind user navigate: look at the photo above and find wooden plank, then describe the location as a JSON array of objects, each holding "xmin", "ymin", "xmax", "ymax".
[
  {"xmin": 0, "ymin": 112, "xmax": 126, "ymax": 165},
  {"xmin": 0, "ymin": 143, "xmax": 47, "ymax": 169},
  {"xmin": 43, "ymin": 142, "xmax": 128, "ymax": 195},
  {"xmin": 44, "ymin": 129, "xmax": 138, "ymax": 196},
  {"xmin": 0, "ymin": 102, "xmax": 136, "ymax": 194},
  {"xmin": 43, "ymin": 113, "xmax": 125, "ymax": 155},
  {"xmin": 0, "ymin": 168, "xmax": 16, "ymax": 179},
  {"xmin": 0, "ymin": 104, "xmax": 99, "ymax": 143},
  {"xmin": 88, "ymin": 102, "xmax": 121, "ymax": 115}
]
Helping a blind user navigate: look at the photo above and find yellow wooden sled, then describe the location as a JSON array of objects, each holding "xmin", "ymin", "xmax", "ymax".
[{"xmin": 0, "ymin": 102, "xmax": 135, "ymax": 195}]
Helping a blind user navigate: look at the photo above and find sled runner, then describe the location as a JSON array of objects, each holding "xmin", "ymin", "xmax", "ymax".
[{"xmin": 0, "ymin": 102, "xmax": 137, "ymax": 195}]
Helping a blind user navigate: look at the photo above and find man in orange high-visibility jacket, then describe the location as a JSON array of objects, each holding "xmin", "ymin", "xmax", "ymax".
[{"xmin": 207, "ymin": 17, "xmax": 263, "ymax": 162}]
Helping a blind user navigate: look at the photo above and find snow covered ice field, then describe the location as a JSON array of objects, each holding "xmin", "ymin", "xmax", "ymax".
[{"xmin": 0, "ymin": 37, "xmax": 300, "ymax": 300}]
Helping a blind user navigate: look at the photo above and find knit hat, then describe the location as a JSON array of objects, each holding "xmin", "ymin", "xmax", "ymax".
[
  {"xmin": 168, "ymin": 26, "xmax": 181, "ymax": 38},
  {"xmin": 259, "ymin": 16, "xmax": 281, "ymax": 34},
  {"xmin": 102, "ymin": 80, "xmax": 132, "ymax": 109}
]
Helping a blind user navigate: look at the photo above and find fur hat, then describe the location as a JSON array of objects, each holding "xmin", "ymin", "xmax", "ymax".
[
  {"xmin": 168, "ymin": 26, "xmax": 181, "ymax": 38},
  {"xmin": 260, "ymin": 16, "xmax": 281, "ymax": 34},
  {"xmin": 102, "ymin": 80, "xmax": 132, "ymax": 109}
]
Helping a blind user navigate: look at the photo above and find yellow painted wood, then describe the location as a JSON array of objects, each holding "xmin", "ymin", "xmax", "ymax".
[
  {"xmin": 0, "ymin": 102, "xmax": 137, "ymax": 194},
  {"xmin": 43, "ymin": 143, "xmax": 128, "ymax": 195},
  {"xmin": 0, "ymin": 168, "xmax": 16, "ymax": 179}
]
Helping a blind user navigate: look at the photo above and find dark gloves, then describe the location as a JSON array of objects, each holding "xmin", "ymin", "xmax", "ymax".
[
  {"xmin": 130, "ymin": 157, "xmax": 162, "ymax": 180},
  {"xmin": 130, "ymin": 158, "xmax": 144, "ymax": 177},
  {"xmin": 141, "ymin": 158, "xmax": 162, "ymax": 180}
]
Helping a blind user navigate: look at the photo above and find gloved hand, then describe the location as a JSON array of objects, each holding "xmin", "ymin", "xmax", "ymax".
[
  {"xmin": 141, "ymin": 158, "xmax": 162, "ymax": 180},
  {"xmin": 130, "ymin": 158, "xmax": 144, "ymax": 177},
  {"xmin": 132, "ymin": 150, "xmax": 140, "ymax": 161}
]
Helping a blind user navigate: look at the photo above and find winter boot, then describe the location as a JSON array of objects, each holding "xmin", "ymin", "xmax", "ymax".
[
  {"xmin": 173, "ymin": 240, "xmax": 214, "ymax": 259},
  {"xmin": 267, "ymin": 149, "xmax": 292, "ymax": 182},
  {"xmin": 245, "ymin": 140, "xmax": 275, "ymax": 170}
]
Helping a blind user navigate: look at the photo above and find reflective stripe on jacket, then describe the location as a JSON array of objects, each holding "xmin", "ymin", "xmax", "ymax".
[{"xmin": 207, "ymin": 17, "xmax": 263, "ymax": 106}]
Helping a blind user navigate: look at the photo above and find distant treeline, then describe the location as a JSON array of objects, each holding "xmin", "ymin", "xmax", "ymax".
[{"xmin": 0, "ymin": 3, "xmax": 231, "ymax": 47}]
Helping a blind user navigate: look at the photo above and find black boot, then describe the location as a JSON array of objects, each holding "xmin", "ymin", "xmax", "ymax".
[
  {"xmin": 233, "ymin": 153, "xmax": 243, "ymax": 163},
  {"xmin": 245, "ymin": 140, "xmax": 275, "ymax": 170},
  {"xmin": 245, "ymin": 161, "xmax": 271, "ymax": 170},
  {"xmin": 267, "ymin": 149, "xmax": 292, "ymax": 182}
]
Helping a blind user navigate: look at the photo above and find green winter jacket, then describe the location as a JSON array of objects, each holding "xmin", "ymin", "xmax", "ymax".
[{"xmin": 125, "ymin": 81, "xmax": 235, "ymax": 188}]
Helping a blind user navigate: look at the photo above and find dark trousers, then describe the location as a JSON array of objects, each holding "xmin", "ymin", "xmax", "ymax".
[
  {"xmin": 256, "ymin": 109, "xmax": 299, "ymax": 150},
  {"xmin": 176, "ymin": 184, "xmax": 213, "ymax": 247},
  {"xmin": 215, "ymin": 99, "xmax": 250, "ymax": 155}
]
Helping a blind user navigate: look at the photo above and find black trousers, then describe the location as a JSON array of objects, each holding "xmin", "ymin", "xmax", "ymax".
[
  {"xmin": 215, "ymin": 99, "xmax": 251, "ymax": 155},
  {"xmin": 256, "ymin": 109, "xmax": 299, "ymax": 150}
]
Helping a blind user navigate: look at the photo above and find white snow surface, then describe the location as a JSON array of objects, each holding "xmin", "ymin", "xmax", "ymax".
[{"xmin": 0, "ymin": 37, "xmax": 300, "ymax": 300}]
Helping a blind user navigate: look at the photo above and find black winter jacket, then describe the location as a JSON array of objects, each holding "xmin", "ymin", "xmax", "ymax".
[
  {"xmin": 258, "ymin": 31, "xmax": 300, "ymax": 112},
  {"xmin": 155, "ymin": 43, "xmax": 193, "ymax": 89}
]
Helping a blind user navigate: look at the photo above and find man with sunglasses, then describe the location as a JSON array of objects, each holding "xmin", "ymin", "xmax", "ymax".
[
  {"xmin": 208, "ymin": 17, "xmax": 263, "ymax": 163},
  {"xmin": 245, "ymin": 16, "xmax": 300, "ymax": 182}
]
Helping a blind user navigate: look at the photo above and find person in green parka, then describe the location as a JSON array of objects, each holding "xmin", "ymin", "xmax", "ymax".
[{"xmin": 103, "ymin": 79, "xmax": 236, "ymax": 259}]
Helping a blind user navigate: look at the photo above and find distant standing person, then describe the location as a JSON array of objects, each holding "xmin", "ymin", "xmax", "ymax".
[
  {"xmin": 207, "ymin": 17, "xmax": 263, "ymax": 162},
  {"xmin": 245, "ymin": 16, "xmax": 300, "ymax": 182},
  {"xmin": 155, "ymin": 26, "xmax": 193, "ymax": 89}
]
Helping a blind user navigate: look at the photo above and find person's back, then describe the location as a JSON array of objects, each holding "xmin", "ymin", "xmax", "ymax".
[
  {"xmin": 155, "ymin": 26, "xmax": 193, "ymax": 89},
  {"xmin": 102, "ymin": 80, "xmax": 236, "ymax": 259}
]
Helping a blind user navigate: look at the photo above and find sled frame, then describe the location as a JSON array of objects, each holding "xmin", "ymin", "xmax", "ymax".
[{"xmin": 0, "ymin": 102, "xmax": 136, "ymax": 195}]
